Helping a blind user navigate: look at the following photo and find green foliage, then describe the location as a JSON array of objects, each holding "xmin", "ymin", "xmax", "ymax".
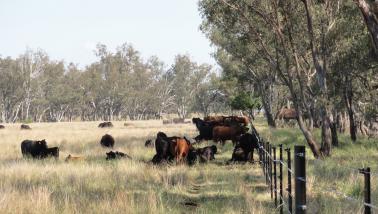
[{"xmin": 230, "ymin": 92, "xmax": 261, "ymax": 112}]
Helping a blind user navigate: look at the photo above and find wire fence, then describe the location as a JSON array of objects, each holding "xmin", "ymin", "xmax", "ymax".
[{"xmin": 255, "ymin": 137, "xmax": 377, "ymax": 214}]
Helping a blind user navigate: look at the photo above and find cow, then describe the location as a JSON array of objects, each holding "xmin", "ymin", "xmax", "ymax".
[
  {"xmin": 106, "ymin": 151, "xmax": 132, "ymax": 160},
  {"xmin": 229, "ymin": 146, "xmax": 247, "ymax": 162},
  {"xmin": 151, "ymin": 132, "xmax": 174, "ymax": 164},
  {"xmin": 224, "ymin": 116, "xmax": 250, "ymax": 127},
  {"xmin": 204, "ymin": 115, "xmax": 225, "ymax": 123},
  {"xmin": 162, "ymin": 119, "xmax": 172, "ymax": 125},
  {"xmin": 235, "ymin": 132, "xmax": 260, "ymax": 162},
  {"xmin": 196, "ymin": 145, "xmax": 217, "ymax": 163},
  {"xmin": 172, "ymin": 118, "xmax": 185, "ymax": 124},
  {"xmin": 145, "ymin": 139, "xmax": 154, "ymax": 147},
  {"xmin": 100, "ymin": 134, "xmax": 115, "ymax": 148},
  {"xmin": 212, "ymin": 124, "xmax": 249, "ymax": 145},
  {"xmin": 98, "ymin": 122, "xmax": 113, "ymax": 128},
  {"xmin": 170, "ymin": 138, "xmax": 190, "ymax": 164},
  {"xmin": 0, "ymin": 125, "xmax": 5, "ymax": 129},
  {"xmin": 21, "ymin": 124, "xmax": 31, "ymax": 130},
  {"xmin": 43, "ymin": 147, "xmax": 59, "ymax": 159},
  {"xmin": 192, "ymin": 118, "xmax": 215, "ymax": 142},
  {"xmin": 21, "ymin": 139, "xmax": 48, "ymax": 158},
  {"xmin": 275, "ymin": 108, "xmax": 297, "ymax": 121},
  {"xmin": 65, "ymin": 154, "xmax": 85, "ymax": 162}
]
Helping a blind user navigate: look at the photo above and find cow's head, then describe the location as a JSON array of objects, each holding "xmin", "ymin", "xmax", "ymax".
[{"xmin": 210, "ymin": 145, "xmax": 217, "ymax": 154}]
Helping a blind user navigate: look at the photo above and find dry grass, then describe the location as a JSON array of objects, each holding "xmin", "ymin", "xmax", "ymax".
[{"xmin": 0, "ymin": 120, "xmax": 272, "ymax": 214}]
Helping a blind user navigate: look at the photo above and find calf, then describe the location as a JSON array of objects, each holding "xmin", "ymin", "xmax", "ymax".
[
  {"xmin": 196, "ymin": 145, "xmax": 217, "ymax": 163},
  {"xmin": 98, "ymin": 122, "xmax": 113, "ymax": 128},
  {"xmin": 43, "ymin": 147, "xmax": 59, "ymax": 159},
  {"xmin": 106, "ymin": 151, "xmax": 132, "ymax": 160},
  {"xmin": 21, "ymin": 124, "xmax": 31, "ymax": 130},
  {"xmin": 170, "ymin": 138, "xmax": 190, "ymax": 164},
  {"xmin": 65, "ymin": 154, "xmax": 84, "ymax": 162}
]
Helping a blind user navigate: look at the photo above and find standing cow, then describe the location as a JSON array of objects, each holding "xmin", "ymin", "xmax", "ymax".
[
  {"xmin": 212, "ymin": 124, "xmax": 248, "ymax": 145},
  {"xmin": 21, "ymin": 139, "xmax": 59, "ymax": 159},
  {"xmin": 100, "ymin": 134, "xmax": 115, "ymax": 148}
]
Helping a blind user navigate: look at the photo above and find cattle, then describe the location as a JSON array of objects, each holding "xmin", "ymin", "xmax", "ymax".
[
  {"xmin": 172, "ymin": 118, "xmax": 185, "ymax": 124},
  {"xmin": 275, "ymin": 108, "xmax": 297, "ymax": 121},
  {"xmin": 21, "ymin": 124, "xmax": 31, "ymax": 130},
  {"xmin": 212, "ymin": 124, "xmax": 248, "ymax": 145},
  {"xmin": 192, "ymin": 118, "xmax": 215, "ymax": 142},
  {"xmin": 106, "ymin": 151, "xmax": 132, "ymax": 160},
  {"xmin": 21, "ymin": 139, "xmax": 48, "ymax": 158},
  {"xmin": 229, "ymin": 146, "xmax": 247, "ymax": 162},
  {"xmin": 162, "ymin": 119, "xmax": 172, "ymax": 125},
  {"xmin": 65, "ymin": 154, "xmax": 84, "ymax": 162},
  {"xmin": 196, "ymin": 145, "xmax": 217, "ymax": 163},
  {"xmin": 145, "ymin": 139, "xmax": 154, "ymax": 147},
  {"xmin": 151, "ymin": 132, "xmax": 174, "ymax": 164},
  {"xmin": 204, "ymin": 115, "xmax": 225, "ymax": 123},
  {"xmin": 235, "ymin": 132, "xmax": 260, "ymax": 162},
  {"xmin": 43, "ymin": 147, "xmax": 59, "ymax": 159},
  {"xmin": 224, "ymin": 116, "xmax": 250, "ymax": 127},
  {"xmin": 21, "ymin": 139, "xmax": 58, "ymax": 159},
  {"xmin": 170, "ymin": 138, "xmax": 190, "ymax": 164},
  {"xmin": 0, "ymin": 125, "xmax": 5, "ymax": 129},
  {"xmin": 98, "ymin": 122, "xmax": 113, "ymax": 128},
  {"xmin": 100, "ymin": 134, "xmax": 115, "ymax": 148}
]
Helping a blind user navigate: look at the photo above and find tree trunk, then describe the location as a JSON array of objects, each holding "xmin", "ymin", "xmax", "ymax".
[{"xmin": 354, "ymin": 0, "xmax": 378, "ymax": 56}]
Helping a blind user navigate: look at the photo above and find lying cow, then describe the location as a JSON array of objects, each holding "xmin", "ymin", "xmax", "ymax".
[
  {"xmin": 106, "ymin": 151, "xmax": 132, "ymax": 160},
  {"xmin": 98, "ymin": 122, "xmax": 113, "ymax": 128},
  {"xmin": 0, "ymin": 124, "xmax": 5, "ymax": 129},
  {"xmin": 196, "ymin": 145, "xmax": 217, "ymax": 163},
  {"xmin": 65, "ymin": 154, "xmax": 85, "ymax": 162},
  {"xmin": 21, "ymin": 139, "xmax": 59, "ymax": 159},
  {"xmin": 100, "ymin": 134, "xmax": 115, "ymax": 148},
  {"xmin": 21, "ymin": 124, "xmax": 31, "ymax": 130},
  {"xmin": 212, "ymin": 124, "xmax": 248, "ymax": 145}
]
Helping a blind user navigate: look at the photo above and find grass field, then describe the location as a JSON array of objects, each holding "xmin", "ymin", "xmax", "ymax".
[{"xmin": 0, "ymin": 119, "xmax": 376, "ymax": 213}]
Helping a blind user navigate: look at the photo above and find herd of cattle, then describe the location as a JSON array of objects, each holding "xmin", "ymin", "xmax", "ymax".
[{"xmin": 6, "ymin": 115, "xmax": 262, "ymax": 165}]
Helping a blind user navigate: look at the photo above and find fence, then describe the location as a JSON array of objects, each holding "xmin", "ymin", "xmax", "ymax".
[{"xmin": 257, "ymin": 140, "xmax": 377, "ymax": 214}]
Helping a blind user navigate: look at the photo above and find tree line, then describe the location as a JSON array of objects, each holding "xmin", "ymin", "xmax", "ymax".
[
  {"xmin": 199, "ymin": 0, "xmax": 378, "ymax": 158},
  {"xmin": 0, "ymin": 44, "xmax": 230, "ymax": 123}
]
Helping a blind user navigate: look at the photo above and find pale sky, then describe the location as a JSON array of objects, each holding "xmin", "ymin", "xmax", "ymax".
[{"xmin": 0, "ymin": 0, "xmax": 215, "ymax": 68}]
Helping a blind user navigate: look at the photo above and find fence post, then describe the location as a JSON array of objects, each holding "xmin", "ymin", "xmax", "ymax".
[
  {"xmin": 279, "ymin": 144, "xmax": 283, "ymax": 214},
  {"xmin": 273, "ymin": 146, "xmax": 277, "ymax": 207},
  {"xmin": 361, "ymin": 167, "xmax": 371, "ymax": 214},
  {"xmin": 294, "ymin": 145, "xmax": 306, "ymax": 214},
  {"xmin": 286, "ymin": 148, "xmax": 293, "ymax": 214},
  {"xmin": 269, "ymin": 144, "xmax": 273, "ymax": 199}
]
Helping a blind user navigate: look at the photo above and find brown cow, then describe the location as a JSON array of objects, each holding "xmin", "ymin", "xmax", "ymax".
[
  {"xmin": 65, "ymin": 154, "xmax": 85, "ymax": 162},
  {"xmin": 225, "ymin": 116, "xmax": 250, "ymax": 127},
  {"xmin": 212, "ymin": 125, "xmax": 249, "ymax": 145},
  {"xmin": 204, "ymin": 115, "xmax": 225, "ymax": 123},
  {"xmin": 275, "ymin": 108, "xmax": 297, "ymax": 121},
  {"xmin": 170, "ymin": 138, "xmax": 190, "ymax": 164}
]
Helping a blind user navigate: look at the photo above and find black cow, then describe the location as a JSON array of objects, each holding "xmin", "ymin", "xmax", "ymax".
[
  {"xmin": 151, "ymin": 132, "xmax": 174, "ymax": 164},
  {"xmin": 229, "ymin": 132, "xmax": 260, "ymax": 162},
  {"xmin": 196, "ymin": 145, "xmax": 217, "ymax": 163},
  {"xmin": 106, "ymin": 151, "xmax": 132, "ymax": 160},
  {"xmin": 21, "ymin": 139, "xmax": 58, "ymax": 159},
  {"xmin": 98, "ymin": 122, "xmax": 113, "ymax": 128},
  {"xmin": 0, "ymin": 125, "xmax": 5, "ymax": 129},
  {"xmin": 145, "ymin": 139, "xmax": 154, "ymax": 147},
  {"xmin": 192, "ymin": 118, "xmax": 215, "ymax": 142},
  {"xmin": 100, "ymin": 134, "xmax": 115, "ymax": 148},
  {"xmin": 21, "ymin": 124, "xmax": 31, "ymax": 130}
]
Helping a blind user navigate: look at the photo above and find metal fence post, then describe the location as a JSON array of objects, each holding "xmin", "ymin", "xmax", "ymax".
[
  {"xmin": 286, "ymin": 148, "xmax": 293, "ymax": 213},
  {"xmin": 273, "ymin": 146, "xmax": 277, "ymax": 207},
  {"xmin": 266, "ymin": 142, "xmax": 269, "ymax": 185},
  {"xmin": 269, "ymin": 144, "xmax": 273, "ymax": 199},
  {"xmin": 294, "ymin": 145, "xmax": 306, "ymax": 214},
  {"xmin": 361, "ymin": 167, "xmax": 371, "ymax": 214},
  {"xmin": 279, "ymin": 144, "xmax": 283, "ymax": 214}
]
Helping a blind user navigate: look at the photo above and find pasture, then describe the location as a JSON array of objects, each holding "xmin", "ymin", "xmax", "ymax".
[
  {"xmin": 0, "ymin": 120, "xmax": 272, "ymax": 214},
  {"xmin": 0, "ymin": 119, "xmax": 377, "ymax": 213}
]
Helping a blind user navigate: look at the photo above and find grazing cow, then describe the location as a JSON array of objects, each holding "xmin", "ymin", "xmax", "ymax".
[
  {"xmin": 65, "ymin": 154, "xmax": 84, "ymax": 162},
  {"xmin": 106, "ymin": 151, "xmax": 132, "ymax": 160},
  {"xmin": 21, "ymin": 139, "xmax": 48, "ymax": 158},
  {"xmin": 196, "ymin": 145, "xmax": 217, "ymax": 163},
  {"xmin": 21, "ymin": 124, "xmax": 31, "ymax": 130},
  {"xmin": 275, "ymin": 108, "xmax": 297, "ymax": 121},
  {"xmin": 98, "ymin": 122, "xmax": 113, "ymax": 128},
  {"xmin": 100, "ymin": 134, "xmax": 115, "ymax": 148},
  {"xmin": 192, "ymin": 118, "xmax": 215, "ymax": 142},
  {"xmin": 145, "ymin": 139, "xmax": 154, "ymax": 147},
  {"xmin": 162, "ymin": 119, "xmax": 172, "ymax": 125},
  {"xmin": 0, "ymin": 125, "xmax": 5, "ymax": 129},
  {"xmin": 212, "ymin": 124, "xmax": 248, "ymax": 145}
]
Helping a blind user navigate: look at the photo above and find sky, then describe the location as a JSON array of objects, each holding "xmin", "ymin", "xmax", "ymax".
[{"xmin": 0, "ymin": 0, "xmax": 216, "ymax": 68}]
